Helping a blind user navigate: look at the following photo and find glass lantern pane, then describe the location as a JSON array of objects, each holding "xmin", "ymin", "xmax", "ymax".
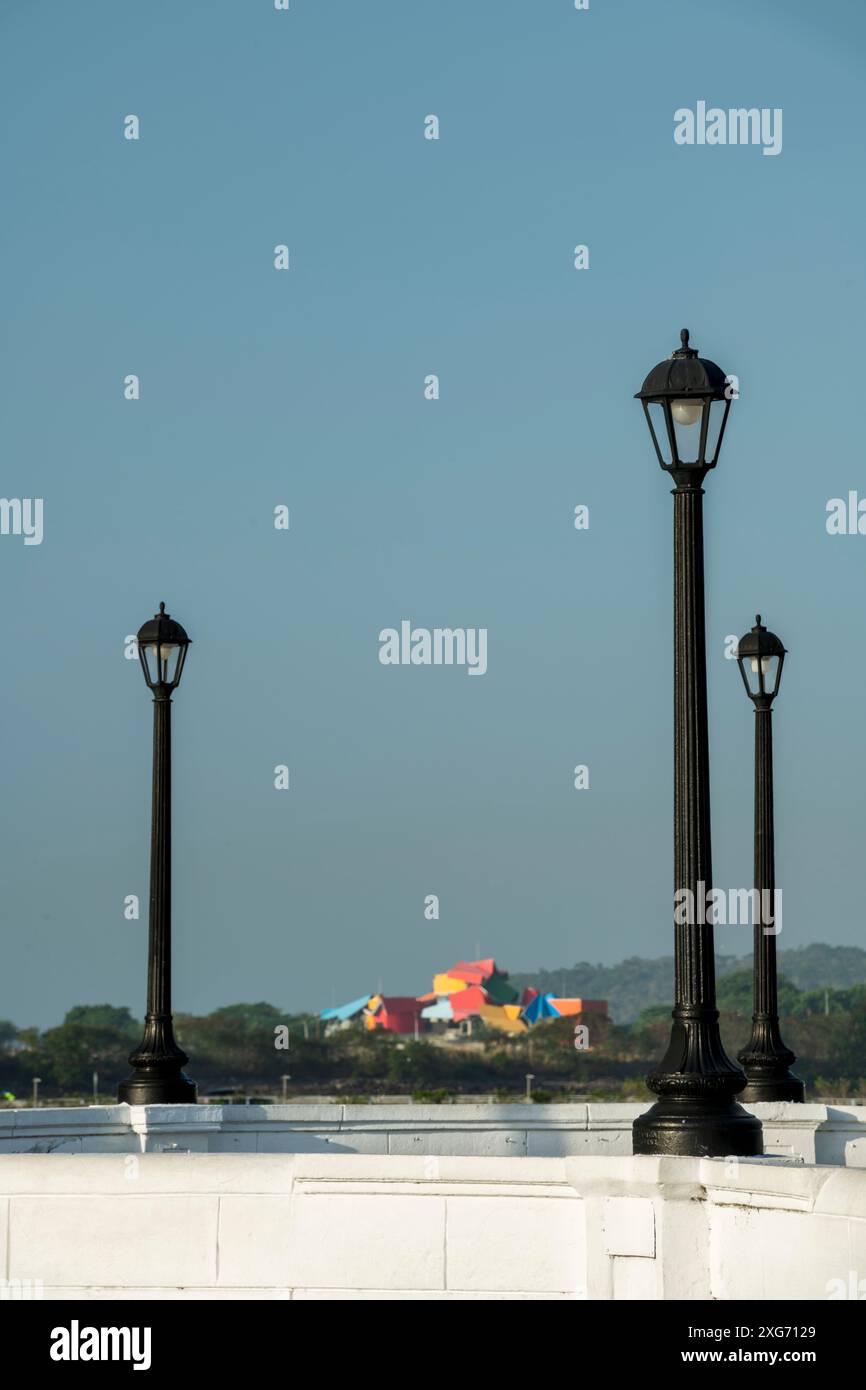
[
  {"xmin": 760, "ymin": 654, "xmax": 780, "ymax": 696},
  {"xmin": 670, "ymin": 398, "xmax": 704, "ymax": 465},
  {"xmin": 173, "ymin": 643, "xmax": 188, "ymax": 688},
  {"xmin": 742, "ymin": 652, "xmax": 778, "ymax": 697},
  {"xmin": 159, "ymin": 643, "xmax": 181, "ymax": 684},
  {"xmin": 148, "ymin": 643, "xmax": 166, "ymax": 683},
  {"xmin": 704, "ymin": 398, "xmax": 728, "ymax": 465},
  {"xmin": 740, "ymin": 654, "xmax": 759, "ymax": 697},
  {"xmin": 645, "ymin": 402, "xmax": 672, "ymax": 464},
  {"xmin": 139, "ymin": 643, "xmax": 156, "ymax": 685}
]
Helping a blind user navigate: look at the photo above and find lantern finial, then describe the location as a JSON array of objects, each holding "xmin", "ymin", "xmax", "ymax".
[{"xmin": 673, "ymin": 328, "xmax": 697, "ymax": 359}]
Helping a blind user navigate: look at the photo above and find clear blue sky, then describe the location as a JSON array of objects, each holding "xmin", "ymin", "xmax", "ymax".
[{"xmin": 2, "ymin": 0, "xmax": 865, "ymax": 1026}]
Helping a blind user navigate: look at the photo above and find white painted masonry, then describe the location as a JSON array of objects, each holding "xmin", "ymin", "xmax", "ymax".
[
  {"xmin": 2, "ymin": 1102, "xmax": 866, "ymax": 1165},
  {"xmin": 1, "ymin": 1151, "xmax": 864, "ymax": 1300}
]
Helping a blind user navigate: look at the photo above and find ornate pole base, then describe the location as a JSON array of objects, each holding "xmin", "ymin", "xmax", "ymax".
[
  {"xmin": 633, "ymin": 1011, "xmax": 762, "ymax": 1156},
  {"xmin": 633, "ymin": 1097, "xmax": 762, "ymax": 1156},
  {"xmin": 738, "ymin": 1035, "xmax": 805, "ymax": 1105},
  {"xmin": 117, "ymin": 1066, "xmax": 197, "ymax": 1106},
  {"xmin": 738, "ymin": 1075, "xmax": 805, "ymax": 1105},
  {"xmin": 117, "ymin": 1015, "xmax": 197, "ymax": 1105}
]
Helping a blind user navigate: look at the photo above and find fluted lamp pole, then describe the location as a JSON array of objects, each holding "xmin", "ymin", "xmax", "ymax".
[
  {"xmin": 632, "ymin": 330, "xmax": 761, "ymax": 1157},
  {"xmin": 118, "ymin": 603, "xmax": 196, "ymax": 1105},
  {"xmin": 735, "ymin": 616, "xmax": 804, "ymax": 1103}
]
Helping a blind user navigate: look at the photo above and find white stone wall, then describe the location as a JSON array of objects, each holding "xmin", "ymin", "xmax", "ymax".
[
  {"xmin": 0, "ymin": 1151, "xmax": 863, "ymax": 1301},
  {"xmin": 3, "ymin": 1101, "xmax": 866, "ymax": 1165}
]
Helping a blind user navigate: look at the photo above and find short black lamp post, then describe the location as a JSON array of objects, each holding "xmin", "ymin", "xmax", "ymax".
[
  {"xmin": 735, "ymin": 616, "xmax": 804, "ymax": 1103},
  {"xmin": 118, "ymin": 603, "xmax": 196, "ymax": 1105},
  {"xmin": 632, "ymin": 329, "xmax": 761, "ymax": 1157}
]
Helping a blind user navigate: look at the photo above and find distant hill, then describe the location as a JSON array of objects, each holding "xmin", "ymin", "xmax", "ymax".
[{"xmin": 511, "ymin": 944, "xmax": 866, "ymax": 1024}]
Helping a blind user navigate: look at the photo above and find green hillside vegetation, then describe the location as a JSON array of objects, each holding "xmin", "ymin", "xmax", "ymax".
[
  {"xmin": 3, "ymin": 951, "xmax": 866, "ymax": 1102},
  {"xmin": 511, "ymin": 943, "xmax": 866, "ymax": 1023}
]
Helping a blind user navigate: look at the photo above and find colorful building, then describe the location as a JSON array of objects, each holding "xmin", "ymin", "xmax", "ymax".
[
  {"xmin": 547, "ymin": 997, "xmax": 608, "ymax": 1018},
  {"xmin": 320, "ymin": 963, "xmax": 607, "ymax": 1037},
  {"xmin": 364, "ymin": 995, "xmax": 426, "ymax": 1035}
]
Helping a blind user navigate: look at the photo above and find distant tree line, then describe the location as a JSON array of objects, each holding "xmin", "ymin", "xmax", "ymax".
[
  {"xmin": 2, "ymin": 969, "xmax": 866, "ymax": 1101},
  {"xmin": 511, "ymin": 943, "xmax": 866, "ymax": 1024}
]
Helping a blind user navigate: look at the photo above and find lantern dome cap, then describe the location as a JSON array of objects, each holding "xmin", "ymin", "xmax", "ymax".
[
  {"xmin": 737, "ymin": 614, "xmax": 785, "ymax": 660},
  {"xmin": 137, "ymin": 601, "xmax": 191, "ymax": 648},
  {"xmin": 635, "ymin": 328, "xmax": 729, "ymax": 401}
]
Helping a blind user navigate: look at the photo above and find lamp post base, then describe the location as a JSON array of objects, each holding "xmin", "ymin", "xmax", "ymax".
[
  {"xmin": 738, "ymin": 1073, "xmax": 805, "ymax": 1105},
  {"xmin": 118, "ymin": 1014, "xmax": 196, "ymax": 1105},
  {"xmin": 738, "ymin": 1033, "xmax": 804, "ymax": 1105},
  {"xmin": 633, "ymin": 1098, "xmax": 762, "ymax": 1157},
  {"xmin": 117, "ymin": 1067, "xmax": 197, "ymax": 1106}
]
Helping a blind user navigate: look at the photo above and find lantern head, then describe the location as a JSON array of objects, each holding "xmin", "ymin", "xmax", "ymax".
[
  {"xmin": 737, "ymin": 615, "xmax": 785, "ymax": 705},
  {"xmin": 137, "ymin": 602, "xmax": 191, "ymax": 694},
  {"xmin": 636, "ymin": 329, "xmax": 732, "ymax": 484}
]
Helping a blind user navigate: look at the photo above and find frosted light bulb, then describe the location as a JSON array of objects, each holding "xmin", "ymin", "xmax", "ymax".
[
  {"xmin": 671, "ymin": 399, "xmax": 702, "ymax": 427},
  {"xmin": 750, "ymin": 657, "xmax": 770, "ymax": 675},
  {"xmin": 149, "ymin": 643, "xmax": 176, "ymax": 667}
]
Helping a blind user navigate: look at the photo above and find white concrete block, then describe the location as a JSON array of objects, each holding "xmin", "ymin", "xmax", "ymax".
[
  {"xmin": 139, "ymin": 1134, "xmax": 213, "ymax": 1154},
  {"xmin": 586, "ymin": 1103, "xmax": 645, "ymax": 1127},
  {"xmin": 710, "ymin": 1206, "xmax": 850, "ymax": 1300},
  {"xmin": 0, "ymin": 1143, "xmax": 863, "ymax": 1300},
  {"xmin": 602, "ymin": 1196, "xmax": 655, "ymax": 1257},
  {"xmin": 217, "ymin": 1196, "xmax": 296, "ymax": 1287},
  {"xmin": 284, "ymin": 1193, "xmax": 446, "ymax": 1291},
  {"xmin": 0, "ymin": 1153, "xmax": 298, "ymax": 1196},
  {"xmin": 205, "ymin": 1133, "xmax": 248, "ymax": 1153},
  {"xmin": 841, "ymin": 1137, "xmax": 866, "ymax": 1168},
  {"xmin": 812, "ymin": 1165, "xmax": 866, "ymax": 1217},
  {"xmin": 0, "ymin": 1138, "xmax": 82, "ymax": 1155},
  {"xmin": 351, "ymin": 1105, "xmax": 511, "ymax": 1126},
  {"xmin": 528, "ymin": 1129, "xmax": 632, "ymax": 1158},
  {"xmin": 125, "ymin": 1104, "xmax": 222, "ymax": 1127},
  {"xmin": 528, "ymin": 1104, "xmax": 589, "ymax": 1127},
  {"xmin": 612, "ymin": 1254, "xmax": 659, "ymax": 1299},
  {"xmin": 9, "ymin": 1194, "xmax": 218, "ymax": 1287},
  {"xmin": 80, "ymin": 1135, "xmax": 138, "ymax": 1154},
  {"xmin": 701, "ymin": 1154, "xmax": 830, "ymax": 1210},
  {"xmin": 12, "ymin": 1105, "xmax": 124, "ymax": 1131},
  {"xmin": 229, "ymin": 1105, "xmax": 340, "ymax": 1124},
  {"xmin": 5, "ymin": 1101, "xmax": 866, "ymax": 1169},
  {"xmin": 656, "ymin": 1190, "xmax": 710, "ymax": 1300},
  {"xmin": 256, "ymin": 1131, "xmax": 388, "ymax": 1155},
  {"xmin": 445, "ymin": 1195, "xmax": 584, "ymax": 1293},
  {"xmin": 388, "ymin": 1131, "xmax": 527, "ymax": 1158}
]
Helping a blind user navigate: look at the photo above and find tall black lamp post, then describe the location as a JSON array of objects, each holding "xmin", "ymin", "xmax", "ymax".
[
  {"xmin": 632, "ymin": 330, "xmax": 761, "ymax": 1156},
  {"xmin": 735, "ymin": 616, "xmax": 804, "ymax": 1103},
  {"xmin": 118, "ymin": 603, "xmax": 196, "ymax": 1105}
]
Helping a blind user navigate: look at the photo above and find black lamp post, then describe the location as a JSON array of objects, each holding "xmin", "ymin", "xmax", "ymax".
[
  {"xmin": 735, "ymin": 616, "xmax": 804, "ymax": 1103},
  {"xmin": 118, "ymin": 603, "xmax": 196, "ymax": 1105},
  {"xmin": 632, "ymin": 330, "xmax": 761, "ymax": 1157}
]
